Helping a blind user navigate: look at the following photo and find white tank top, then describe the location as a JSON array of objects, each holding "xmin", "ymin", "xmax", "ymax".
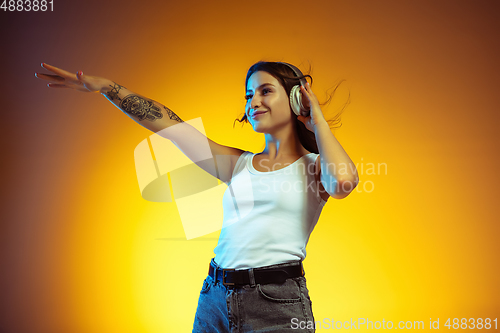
[{"xmin": 213, "ymin": 151, "xmax": 327, "ymax": 269}]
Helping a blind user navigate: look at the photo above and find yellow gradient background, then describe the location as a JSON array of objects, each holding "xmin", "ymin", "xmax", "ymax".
[{"xmin": 1, "ymin": 0, "xmax": 499, "ymax": 331}]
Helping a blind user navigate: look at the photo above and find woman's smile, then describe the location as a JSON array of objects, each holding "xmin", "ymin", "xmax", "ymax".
[{"xmin": 251, "ymin": 111, "xmax": 267, "ymax": 119}]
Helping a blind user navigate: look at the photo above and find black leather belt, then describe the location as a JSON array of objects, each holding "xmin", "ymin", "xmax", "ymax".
[{"xmin": 209, "ymin": 260, "xmax": 305, "ymax": 287}]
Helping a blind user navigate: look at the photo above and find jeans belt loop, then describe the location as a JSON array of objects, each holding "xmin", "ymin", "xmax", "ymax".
[
  {"xmin": 248, "ymin": 268, "xmax": 256, "ymax": 287},
  {"xmin": 213, "ymin": 266, "xmax": 218, "ymax": 285}
]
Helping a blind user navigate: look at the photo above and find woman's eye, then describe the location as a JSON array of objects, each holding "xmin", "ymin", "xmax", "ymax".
[
  {"xmin": 245, "ymin": 94, "xmax": 253, "ymax": 100},
  {"xmin": 262, "ymin": 88, "xmax": 271, "ymax": 94}
]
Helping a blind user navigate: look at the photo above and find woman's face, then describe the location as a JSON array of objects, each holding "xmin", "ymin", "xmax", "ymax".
[{"xmin": 245, "ymin": 71, "xmax": 293, "ymax": 133}]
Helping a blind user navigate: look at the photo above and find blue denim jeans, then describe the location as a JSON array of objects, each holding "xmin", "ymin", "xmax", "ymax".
[{"xmin": 192, "ymin": 258, "xmax": 315, "ymax": 332}]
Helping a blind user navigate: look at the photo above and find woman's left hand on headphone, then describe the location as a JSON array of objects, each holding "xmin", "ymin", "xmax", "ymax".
[{"xmin": 297, "ymin": 82, "xmax": 326, "ymax": 132}]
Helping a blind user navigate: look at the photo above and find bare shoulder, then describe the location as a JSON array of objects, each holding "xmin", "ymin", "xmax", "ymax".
[{"xmin": 207, "ymin": 139, "xmax": 246, "ymax": 183}]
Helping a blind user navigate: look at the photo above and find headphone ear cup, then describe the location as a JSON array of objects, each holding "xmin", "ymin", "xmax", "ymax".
[
  {"xmin": 290, "ymin": 85, "xmax": 310, "ymax": 117},
  {"xmin": 289, "ymin": 85, "xmax": 302, "ymax": 116}
]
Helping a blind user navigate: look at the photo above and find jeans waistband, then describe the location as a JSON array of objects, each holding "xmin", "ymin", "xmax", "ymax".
[{"xmin": 209, "ymin": 258, "xmax": 304, "ymax": 287}]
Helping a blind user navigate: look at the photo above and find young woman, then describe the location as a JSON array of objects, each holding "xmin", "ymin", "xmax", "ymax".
[{"xmin": 36, "ymin": 61, "xmax": 359, "ymax": 332}]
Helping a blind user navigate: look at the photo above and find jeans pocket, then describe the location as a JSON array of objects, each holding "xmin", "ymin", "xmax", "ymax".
[
  {"xmin": 200, "ymin": 276, "xmax": 212, "ymax": 294},
  {"xmin": 297, "ymin": 277, "xmax": 312, "ymax": 301},
  {"xmin": 257, "ymin": 278, "xmax": 301, "ymax": 303}
]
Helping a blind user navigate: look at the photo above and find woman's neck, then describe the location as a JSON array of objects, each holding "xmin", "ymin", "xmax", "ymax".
[{"xmin": 261, "ymin": 123, "xmax": 309, "ymax": 159}]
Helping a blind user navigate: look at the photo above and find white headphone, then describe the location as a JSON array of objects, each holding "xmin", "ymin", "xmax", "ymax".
[{"xmin": 278, "ymin": 62, "xmax": 310, "ymax": 117}]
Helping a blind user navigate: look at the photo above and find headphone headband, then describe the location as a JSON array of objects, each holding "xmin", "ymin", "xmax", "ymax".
[{"xmin": 277, "ymin": 62, "xmax": 307, "ymax": 86}]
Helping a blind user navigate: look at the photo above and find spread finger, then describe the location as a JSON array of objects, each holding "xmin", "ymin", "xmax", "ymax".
[
  {"xmin": 47, "ymin": 83, "xmax": 70, "ymax": 88},
  {"xmin": 35, "ymin": 73, "xmax": 65, "ymax": 82},
  {"xmin": 41, "ymin": 63, "xmax": 73, "ymax": 77}
]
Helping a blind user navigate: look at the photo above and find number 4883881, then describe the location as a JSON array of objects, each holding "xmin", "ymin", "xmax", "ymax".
[
  {"xmin": 1, "ymin": 0, "xmax": 54, "ymax": 11},
  {"xmin": 444, "ymin": 318, "xmax": 497, "ymax": 329}
]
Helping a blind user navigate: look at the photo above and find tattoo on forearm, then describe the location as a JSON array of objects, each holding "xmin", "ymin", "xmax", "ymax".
[
  {"xmin": 120, "ymin": 95, "xmax": 163, "ymax": 121},
  {"xmin": 163, "ymin": 105, "xmax": 184, "ymax": 122},
  {"xmin": 106, "ymin": 82, "xmax": 125, "ymax": 101}
]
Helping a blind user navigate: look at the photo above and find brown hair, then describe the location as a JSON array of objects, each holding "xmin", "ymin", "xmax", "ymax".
[{"xmin": 233, "ymin": 61, "xmax": 349, "ymax": 154}]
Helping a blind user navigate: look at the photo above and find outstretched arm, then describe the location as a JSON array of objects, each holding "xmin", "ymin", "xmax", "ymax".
[
  {"xmin": 35, "ymin": 63, "xmax": 184, "ymax": 134},
  {"xmin": 35, "ymin": 63, "xmax": 244, "ymax": 183}
]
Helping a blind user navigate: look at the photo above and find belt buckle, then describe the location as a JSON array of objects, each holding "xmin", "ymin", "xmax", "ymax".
[{"xmin": 222, "ymin": 268, "xmax": 235, "ymax": 286}]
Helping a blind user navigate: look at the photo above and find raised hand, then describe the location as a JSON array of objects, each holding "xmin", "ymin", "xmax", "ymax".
[
  {"xmin": 297, "ymin": 82, "xmax": 327, "ymax": 132},
  {"xmin": 35, "ymin": 63, "xmax": 107, "ymax": 93}
]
